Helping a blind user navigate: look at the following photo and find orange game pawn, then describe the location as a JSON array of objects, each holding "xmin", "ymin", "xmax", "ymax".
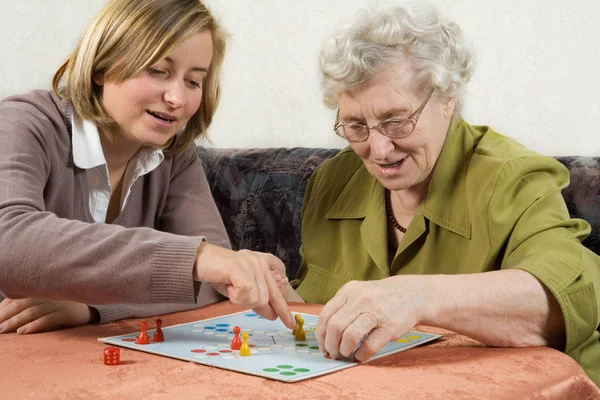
[
  {"xmin": 239, "ymin": 331, "xmax": 251, "ymax": 356},
  {"xmin": 136, "ymin": 321, "xmax": 150, "ymax": 345},
  {"xmin": 152, "ymin": 318, "xmax": 164, "ymax": 343},
  {"xmin": 230, "ymin": 326, "xmax": 242, "ymax": 350}
]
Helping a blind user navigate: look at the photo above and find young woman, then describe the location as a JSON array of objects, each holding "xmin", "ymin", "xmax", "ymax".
[{"xmin": 0, "ymin": 0, "xmax": 294, "ymax": 334}]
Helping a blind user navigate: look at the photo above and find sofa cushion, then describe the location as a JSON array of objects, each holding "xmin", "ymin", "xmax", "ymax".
[
  {"xmin": 557, "ymin": 157, "xmax": 600, "ymax": 255},
  {"xmin": 199, "ymin": 147, "xmax": 600, "ymax": 279},
  {"xmin": 198, "ymin": 147, "xmax": 340, "ymax": 279}
]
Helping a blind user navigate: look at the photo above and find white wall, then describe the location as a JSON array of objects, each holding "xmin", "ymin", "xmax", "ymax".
[{"xmin": 1, "ymin": 0, "xmax": 598, "ymax": 156}]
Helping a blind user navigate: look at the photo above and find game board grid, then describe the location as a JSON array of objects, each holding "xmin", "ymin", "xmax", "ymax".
[{"xmin": 99, "ymin": 310, "xmax": 441, "ymax": 383}]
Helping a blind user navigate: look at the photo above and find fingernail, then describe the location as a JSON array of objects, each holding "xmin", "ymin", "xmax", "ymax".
[{"xmin": 17, "ymin": 327, "xmax": 26, "ymax": 334}]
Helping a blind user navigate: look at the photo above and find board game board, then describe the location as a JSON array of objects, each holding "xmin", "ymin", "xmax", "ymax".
[{"xmin": 99, "ymin": 310, "xmax": 441, "ymax": 382}]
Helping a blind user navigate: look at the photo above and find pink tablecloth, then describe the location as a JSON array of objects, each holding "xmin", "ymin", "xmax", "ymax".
[{"xmin": 1, "ymin": 301, "xmax": 598, "ymax": 399}]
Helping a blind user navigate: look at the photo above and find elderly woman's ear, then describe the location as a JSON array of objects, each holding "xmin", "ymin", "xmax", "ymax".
[{"xmin": 443, "ymin": 96, "xmax": 456, "ymax": 118}]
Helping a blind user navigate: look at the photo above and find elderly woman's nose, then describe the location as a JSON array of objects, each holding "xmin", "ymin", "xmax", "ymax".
[{"xmin": 367, "ymin": 128, "xmax": 395, "ymax": 157}]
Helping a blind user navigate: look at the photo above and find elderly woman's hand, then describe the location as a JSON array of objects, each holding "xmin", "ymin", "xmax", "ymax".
[{"xmin": 315, "ymin": 275, "xmax": 432, "ymax": 361}]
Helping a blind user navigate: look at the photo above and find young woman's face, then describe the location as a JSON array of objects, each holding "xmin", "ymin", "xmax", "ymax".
[{"xmin": 97, "ymin": 30, "xmax": 213, "ymax": 147}]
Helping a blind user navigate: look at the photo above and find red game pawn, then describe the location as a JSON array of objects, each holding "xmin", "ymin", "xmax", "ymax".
[
  {"xmin": 152, "ymin": 319, "xmax": 164, "ymax": 343},
  {"xmin": 230, "ymin": 326, "xmax": 242, "ymax": 350},
  {"xmin": 104, "ymin": 347, "xmax": 120, "ymax": 365},
  {"xmin": 136, "ymin": 321, "xmax": 150, "ymax": 345}
]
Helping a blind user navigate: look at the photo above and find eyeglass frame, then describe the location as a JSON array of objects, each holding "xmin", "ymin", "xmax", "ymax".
[{"xmin": 333, "ymin": 89, "xmax": 434, "ymax": 142}]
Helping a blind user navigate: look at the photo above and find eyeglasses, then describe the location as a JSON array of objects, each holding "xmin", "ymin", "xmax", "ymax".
[{"xmin": 333, "ymin": 90, "xmax": 434, "ymax": 142}]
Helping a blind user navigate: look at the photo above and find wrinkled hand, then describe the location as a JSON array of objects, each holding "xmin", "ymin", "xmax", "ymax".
[
  {"xmin": 195, "ymin": 242, "xmax": 295, "ymax": 329},
  {"xmin": 0, "ymin": 298, "xmax": 92, "ymax": 334},
  {"xmin": 316, "ymin": 276, "xmax": 430, "ymax": 361}
]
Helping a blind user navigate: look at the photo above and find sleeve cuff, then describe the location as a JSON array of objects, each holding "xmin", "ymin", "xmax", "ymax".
[
  {"xmin": 92, "ymin": 304, "xmax": 133, "ymax": 324},
  {"xmin": 151, "ymin": 236, "xmax": 204, "ymax": 303},
  {"xmin": 511, "ymin": 252, "xmax": 598, "ymax": 353}
]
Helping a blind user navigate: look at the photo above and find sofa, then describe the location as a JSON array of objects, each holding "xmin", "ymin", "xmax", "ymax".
[{"xmin": 198, "ymin": 147, "xmax": 600, "ymax": 281}]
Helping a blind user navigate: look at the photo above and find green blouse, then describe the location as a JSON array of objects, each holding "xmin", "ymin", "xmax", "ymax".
[{"xmin": 293, "ymin": 118, "xmax": 600, "ymax": 385}]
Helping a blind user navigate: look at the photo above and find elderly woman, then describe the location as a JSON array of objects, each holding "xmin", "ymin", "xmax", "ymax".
[{"xmin": 286, "ymin": 3, "xmax": 600, "ymax": 385}]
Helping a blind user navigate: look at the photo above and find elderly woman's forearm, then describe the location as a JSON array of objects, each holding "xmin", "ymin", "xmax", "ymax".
[{"xmin": 421, "ymin": 269, "xmax": 566, "ymax": 349}]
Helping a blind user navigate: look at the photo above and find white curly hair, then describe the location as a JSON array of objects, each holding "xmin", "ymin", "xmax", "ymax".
[{"xmin": 319, "ymin": 2, "xmax": 475, "ymax": 114}]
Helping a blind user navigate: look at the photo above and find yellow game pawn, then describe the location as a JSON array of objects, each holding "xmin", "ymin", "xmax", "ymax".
[
  {"xmin": 239, "ymin": 331, "xmax": 251, "ymax": 356},
  {"xmin": 292, "ymin": 314, "xmax": 302, "ymax": 336},
  {"xmin": 294, "ymin": 315, "xmax": 306, "ymax": 341}
]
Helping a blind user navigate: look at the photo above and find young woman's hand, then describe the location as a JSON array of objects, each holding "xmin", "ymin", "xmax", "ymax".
[
  {"xmin": 194, "ymin": 242, "xmax": 295, "ymax": 329},
  {"xmin": 267, "ymin": 253, "xmax": 289, "ymax": 293},
  {"xmin": 0, "ymin": 297, "xmax": 92, "ymax": 334}
]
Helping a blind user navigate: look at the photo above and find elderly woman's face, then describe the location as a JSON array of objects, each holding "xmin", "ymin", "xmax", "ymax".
[{"xmin": 337, "ymin": 62, "xmax": 454, "ymax": 192}]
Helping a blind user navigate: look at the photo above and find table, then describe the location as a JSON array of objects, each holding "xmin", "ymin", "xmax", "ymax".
[{"xmin": 1, "ymin": 301, "xmax": 598, "ymax": 399}]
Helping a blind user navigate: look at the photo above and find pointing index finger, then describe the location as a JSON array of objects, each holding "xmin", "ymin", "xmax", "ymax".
[{"xmin": 266, "ymin": 272, "xmax": 295, "ymax": 329}]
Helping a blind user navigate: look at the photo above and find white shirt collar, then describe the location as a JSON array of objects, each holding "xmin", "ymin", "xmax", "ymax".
[
  {"xmin": 71, "ymin": 111, "xmax": 165, "ymax": 221},
  {"xmin": 72, "ymin": 112, "xmax": 107, "ymax": 169}
]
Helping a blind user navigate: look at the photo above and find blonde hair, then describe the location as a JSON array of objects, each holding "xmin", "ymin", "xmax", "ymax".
[
  {"xmin": 53, "ymin": 0, "xmax": 227, "ymax": 153},
  {"xmin": 320, "ymin": 3, "xmax": 474, "ymax": 114}
]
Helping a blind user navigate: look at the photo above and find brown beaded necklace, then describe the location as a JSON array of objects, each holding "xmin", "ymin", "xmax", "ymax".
[{"xmin": 385, "ymin": 189, "xmax": 407, "ymax": 233}]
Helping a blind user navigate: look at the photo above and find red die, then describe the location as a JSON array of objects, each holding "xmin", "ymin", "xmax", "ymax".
[{"xmin": 104, "ymin": 347, "xmax": 121, "ymax": 365}]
